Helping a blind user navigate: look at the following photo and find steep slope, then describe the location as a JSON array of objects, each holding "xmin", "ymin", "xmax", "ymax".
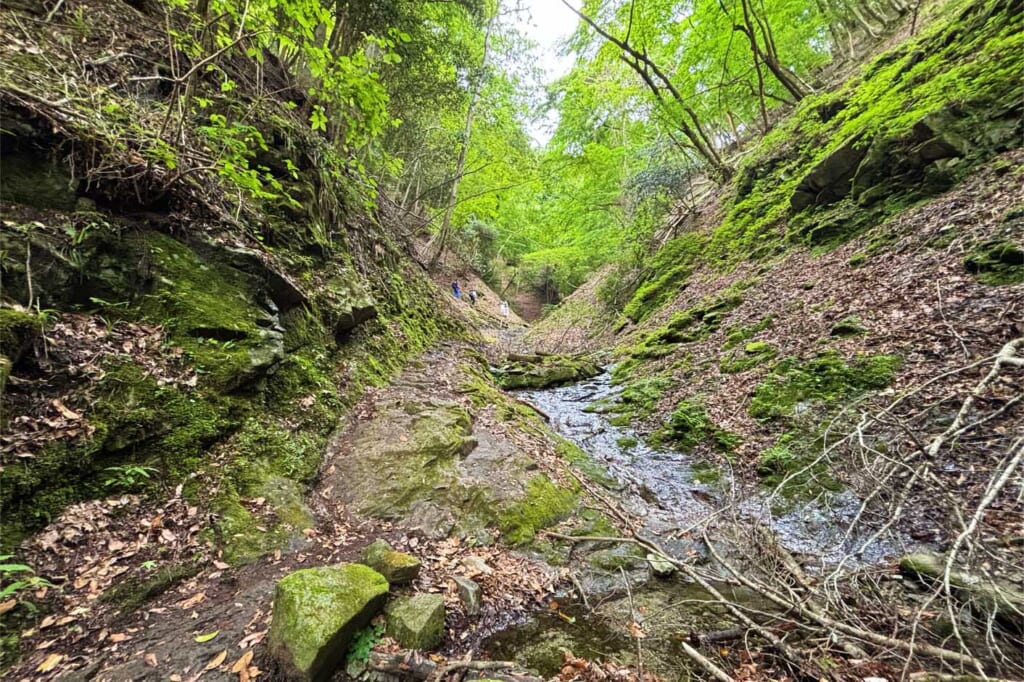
[
  {"xmin": 531, "ymin": 0, "xmax": 1022, "ymax": 651},
  {"xmin": 0, "ymin": 0, "xmax": 466, "ymax": 666}
]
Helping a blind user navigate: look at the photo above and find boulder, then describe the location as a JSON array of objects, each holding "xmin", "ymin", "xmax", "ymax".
[
  {"xmin": 269, "ymin": 564, "xmax": 389, "ymax": 681},
  {"xmin": 386, "ymin": 593, "xmax": 446, "ymax": 649},
  {"xmin": 453, "ymin": 576, "xmax": 482, "ymax": 616},
  {"xmin": 360, "ymin": 539, "xmax": 421, "ymax": 585}
]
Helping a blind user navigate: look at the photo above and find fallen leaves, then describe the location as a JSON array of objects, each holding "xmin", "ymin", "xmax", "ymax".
[
  {"xmin": 194, "ymin": 630, "xmax": 219, "ymax": 643},
  {"xmin": 36, "ymin": 653, "xmax": 64, "ymax": 672},
  {"xmin": 204, "ymin": 649, "xmax": 227, "ymax": 670}
]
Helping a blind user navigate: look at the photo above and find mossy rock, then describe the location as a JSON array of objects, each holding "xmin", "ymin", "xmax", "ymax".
[
  {"xmin": 360, "ymin": 539, "xmax": 421, "ymax": 585},
  {"xmin": 385, "ymin": 593, "xmax": 445, "ymax": 650},
  {"xmin": 0, "ymin": 306, "xmax": 42, "ymax": 364},
  {"xmin": 269, "ymin": 564, "xmax": 389, "ymax": 681},
  {"xmin": 830, "ymin": 316, "xmax": 867, "ymax": 337},
  {"xmin": 964, "ymin": 240, "xmax": 1024, "ymax": 285},
  {"xmin": 493, "ymin": 354, "xmax": 601, "ymax": 390},
  {"xmin": 497, "ymin": 474, "xmax": 577, "ymax": 545},
  {"xmin": 750, "ymin": 351, "xmax": 901, "ymax": 420}
]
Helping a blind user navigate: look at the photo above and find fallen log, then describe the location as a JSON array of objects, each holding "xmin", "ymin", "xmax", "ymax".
[{"xmin": 367, "ymin": 651, "xmax": 543, "ymax": 682}]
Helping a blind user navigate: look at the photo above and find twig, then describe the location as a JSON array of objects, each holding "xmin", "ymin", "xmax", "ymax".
[{"xmin": 680, "ymin": 641, "xmax": 734, "ymax": 682}]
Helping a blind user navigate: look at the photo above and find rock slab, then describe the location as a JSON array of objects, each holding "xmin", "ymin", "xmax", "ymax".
[
  {"xmin": 360, "ymin": 539, "xmax": 422, "ymax": 585},
  {"xmin": 386, "ymin": 593, "xmax": 446, "ymax": 649},
  {"xmin": 269, "ymin": 564, "xmax": 389, "ymax": 681}
]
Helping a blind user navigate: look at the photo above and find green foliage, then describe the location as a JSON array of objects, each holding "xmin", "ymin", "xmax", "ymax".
[
  {"xmin": 0, "ymin": 555, "xmax": 51, "ymax": 602},
  {"xmin": 622, "ymin": 233, "xmax": 706, "ymax": 322},
  {"xmin": 347, "ymin": 623, "xmax": 385, "ymax": 664},
  {"xmin": 102, "ymin": 464, "xmax": 158, "ymax": 492},
  {"xmin": 750, "ymin": 351, "xmax": 902, "ymax": 419}
]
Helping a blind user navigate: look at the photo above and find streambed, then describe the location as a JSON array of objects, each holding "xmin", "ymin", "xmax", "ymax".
[{"xmin": 482, "ymin": 369, "xmax": 911, "ymax": 674}]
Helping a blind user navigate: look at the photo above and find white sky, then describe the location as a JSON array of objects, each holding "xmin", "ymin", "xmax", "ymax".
[{"xmin": 513, "ymin": 0, "xmax": 581, "ymax": 145}]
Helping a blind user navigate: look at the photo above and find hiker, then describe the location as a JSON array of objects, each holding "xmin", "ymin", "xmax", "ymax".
[
  {"xmin": 500, "ymin": 300, "xmax": 510, "ymax": 317},
  {"xmin": 452, "ymin": 280, "xmax": 461, "ymax": 299},
  {"xmin": 468, "ymin": 290, "xmax": 478, "ymax": 305}
]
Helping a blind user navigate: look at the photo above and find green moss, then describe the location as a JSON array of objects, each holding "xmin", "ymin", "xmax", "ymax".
[
  {"xmin": 0, "ymin": 307, "xmax": 43, "ymax": 359},
  {"xmin": 750, "ymin": 351, "xmax": 901, "ymax": 420},
  {"xmin": 964, "ymin": 240, "xmax": 1024, "ymax": 285},
  {"xmin": 616, "ymin": 436, "xmax": 638, "ymax": 449},
  {"xmin": 830, "ymin": 316, "xmax": 867, "ymax": 337},
  {"xmin": 269, "ymin": 564, "xmax": 389, "ymax": 680},
  {"xmin": 720, "ymin": 341, "xmax": 777, "ymax": 374},
  {"xmin": 555, "ymin": 438, "xmax": 617, "ymax": 488},
  {"xmin": 704, "ymin": 0, "xmax": 1023, "ymax": 262},
  {"xmin": 622, "ymin": 233, "xmax": 706, "ymax": 322},
  {"xmin": 722, "ymin": 316, "xmax": 774, "ymax": 350},
  {"xmin": 691, "ymin": 461, "xmax": 722, "ymax": 485},
  {"xmin": 498, "ymin": 474, "xmax": 577, "ymax": 545},
  {"xmin": 493, "ymin": 355, "xmax": 602, "ymax": 390},
  {"xmin": 136, "ymin": 233, "xmax": 278, "ymax": 393},
  {"xmin": 656, "ymin": 399, "xmax": 739, "ymax": 454},
  {"xmin": 756, "ymin": 433, "xmax": 843, "ymax": 501}
]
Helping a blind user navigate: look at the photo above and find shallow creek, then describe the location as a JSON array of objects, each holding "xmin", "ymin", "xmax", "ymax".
[{"xmin": 483, "ymin": 369, "xmax": 909, "ymax": 674}]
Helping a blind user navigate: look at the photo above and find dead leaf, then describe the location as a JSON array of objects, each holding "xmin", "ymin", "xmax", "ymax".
[
  {"xmin": 231, "ymin": 650, "xmax": 254, "ymax": 681},
  {"xmin": 52, "ymin": 399, "xmax": 81, "ymax": 420},
  {"xmin": 145, "ymin": 653, "xmax": 158, "ymax": 667},
  {"xmin": 37, "ymin": 653, "xmax": 64, "ymax": 672},
  {"xmin": 0, "ymin": 600, "xmax": 17, "ymax": 615},
  {"xmin": 205, "ymin": 650, "xmax": 227, "ymax": 671},
  {"xmin": 109, "ymin": 632, "xmax": 131, "ymax": 643}
]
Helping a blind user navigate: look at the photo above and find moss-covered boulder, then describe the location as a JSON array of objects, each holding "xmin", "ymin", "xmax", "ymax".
[
  {"xmin": 269, "ymin": 564, "xmax": 389, "ymax": 681},
  {"xmin": 0, "ymin": 306, "xmax": 42, "ymax": 364},
  {"xmin": 493, "ymin": 354, "xmax": 602, "ymax": 389},
  {"xmin": 385, "ymin": 593, "xmax": 445, "ymax": 650},
  {"xmin": 360, "ymin": 539, "xmax": 421, "ymax": 585}
]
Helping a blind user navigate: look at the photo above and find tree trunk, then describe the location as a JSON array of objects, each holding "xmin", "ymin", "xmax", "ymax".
[{"xmin": 428, "ymin": 8, "xmax": 497, "ymax": 268}]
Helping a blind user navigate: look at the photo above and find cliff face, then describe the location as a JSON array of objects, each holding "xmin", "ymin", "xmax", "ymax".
[{"xmin": 0, "ymin": 1, "xmax": 457, "ymax": 558}]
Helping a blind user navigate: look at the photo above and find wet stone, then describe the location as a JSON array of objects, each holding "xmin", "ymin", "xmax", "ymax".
[{"xmin": 453, "ymin": 576, "xmax": 482, "ymax": 616}]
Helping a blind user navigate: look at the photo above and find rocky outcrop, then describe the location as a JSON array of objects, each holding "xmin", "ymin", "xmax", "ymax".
[
  {"xmin": 269, "ymin": 564, "xmax": 389, "ymax": 681},
  {"xmin": 790, "ymin": 134, "xmax": 867, "ymax": 211},
  {"xmin": 385, "ymin": 593, "xmax": 446, "ymax": 649},
  {"xmin": 360, "ymin": 539, "xmax": 422, "ymax": 585}
]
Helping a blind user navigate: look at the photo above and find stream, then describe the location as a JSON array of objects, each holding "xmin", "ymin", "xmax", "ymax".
[{"xmin": 483, "ymin": 369, "xmax": 911, "ymax": 674}]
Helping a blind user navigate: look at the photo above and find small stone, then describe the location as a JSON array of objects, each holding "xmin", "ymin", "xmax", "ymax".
[
  {"xmin": 461, "ymin": 556, "xmax": 493, "ymax": 576},
  {"xmin": 646, "ymin": 553, "xmax": 676, "ymax": 578},
  {"xmin": 360, "ymin": 539, "xmax": 421, "ymax": 585},
  {"xmin": 386, "ymin": 593, "xmax": 445, "ymax": 650},
  {"xmin": 453, "ymin": 576, "xmax": 482, "ymax": 616}
]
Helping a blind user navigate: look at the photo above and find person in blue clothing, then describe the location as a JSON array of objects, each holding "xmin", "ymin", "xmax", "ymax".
[{"xmin": 452, "ymin": 280, "xmax": 461, "ymax": 299}]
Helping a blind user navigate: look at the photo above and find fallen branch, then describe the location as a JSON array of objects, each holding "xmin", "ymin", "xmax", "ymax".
[{"xmin": 367, "ymin": 651, "xmax": 542, "ymax": 682}]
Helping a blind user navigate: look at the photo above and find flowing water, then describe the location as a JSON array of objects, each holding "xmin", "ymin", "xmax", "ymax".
[{"xmin": 483, "ymin": 369, "xmax": 910, "ymax": 674}]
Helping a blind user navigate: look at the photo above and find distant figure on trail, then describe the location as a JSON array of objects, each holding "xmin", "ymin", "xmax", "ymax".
[
  {"xmin": 452, "ymin": 280, "xmax": 461, "ymax": 299},
  {"xmin": 468, "ymin": 290, "xmax": 478, "ymax": 306},
  {"xmin": 500, "ymin": 301, "xmax": 510, "ymax": 317}
]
